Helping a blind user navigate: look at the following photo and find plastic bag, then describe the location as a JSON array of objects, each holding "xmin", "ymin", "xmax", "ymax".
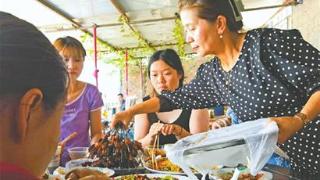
[{"xmin": 164, "ymin": 118, "xmax": 278, "ymax": 180}]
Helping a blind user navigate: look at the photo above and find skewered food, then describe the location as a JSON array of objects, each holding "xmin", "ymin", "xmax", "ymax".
[{"xmin": 83, "ymin": 128, "xmax": 143, "ymax": 169}]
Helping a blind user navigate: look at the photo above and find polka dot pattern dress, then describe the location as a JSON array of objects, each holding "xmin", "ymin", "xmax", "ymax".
[{"xmin": 159, "ymin": 28, "xmax": 320, "ymax": 177}]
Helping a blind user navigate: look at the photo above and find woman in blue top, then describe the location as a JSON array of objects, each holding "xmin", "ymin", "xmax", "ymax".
[{"xmin": 112, "ymin": 0, "xmax": 320, "ymax": 178}]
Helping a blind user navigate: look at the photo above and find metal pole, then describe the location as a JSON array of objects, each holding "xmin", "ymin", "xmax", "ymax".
[
  {"xmin": 125, "ymin": 49, "xmax": 129, "ymax": 96},
  {"xmin": 93, "ymin": 24, "xmax": 98, "ymax": 88},
  {"xmin": 140, "ymin": 59, "xmax": 145, "ymax": 98}
]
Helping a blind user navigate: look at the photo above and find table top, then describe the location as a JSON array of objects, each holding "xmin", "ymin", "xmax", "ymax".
[
  {"xmin": 47, "ymin": 164, "xmax": 297, "ymax": 179},
  {"xmin": 111, "ymin": 164, "xmax": 295, "ymax": 179}
]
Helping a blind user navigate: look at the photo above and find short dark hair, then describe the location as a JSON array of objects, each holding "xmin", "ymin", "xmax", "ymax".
[
  {"xmin": 147, "ymin": 49, "xmax": 184, "ymax": 87},
  {"xmin": 0, "ymin": 12, "xmax": 68, "ymax": 110},
  {"xmin": 117, "ymin": 93, "xmax": 124, "ymax": 97},
  {"xmin": 178, "ymin": 0, "xmax": 243, "ymax": 32}
]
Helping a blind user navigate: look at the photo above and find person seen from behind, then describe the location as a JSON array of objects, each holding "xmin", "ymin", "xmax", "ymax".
[{"xmin": 0, "ymin": 11, "xmax": 66, "ymax": 179}]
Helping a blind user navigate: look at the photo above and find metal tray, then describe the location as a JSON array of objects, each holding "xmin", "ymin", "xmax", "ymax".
[{"xmin": 184, "ymin": 139, "xmax": 246, "ymax": 156}]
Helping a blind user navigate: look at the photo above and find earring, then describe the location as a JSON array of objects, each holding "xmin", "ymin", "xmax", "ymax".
[{"xmin": 219, "ymin": 34, "xmax": 223, "ymax": 39}]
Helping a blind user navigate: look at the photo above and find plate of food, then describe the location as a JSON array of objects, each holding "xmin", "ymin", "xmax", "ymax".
[
  {"xmin": 211, "ymin": 168, "xmax": 272, "ymax": 180},
  {"xmin": 114, "ymin": 173, "xmax": 189, "ymax": 180},
  {"xmin": 142, "ymin": 148, "xmax": 185, "ymax": 175},
  {"xmin": 55, "ymin": 165, "xmax": 115, "ymax": 177}
]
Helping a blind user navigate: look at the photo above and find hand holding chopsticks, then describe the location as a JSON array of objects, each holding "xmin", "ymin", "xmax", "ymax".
[{"xmin": 149, "ymin": 121, "xmax": 162, "ymax": 169}]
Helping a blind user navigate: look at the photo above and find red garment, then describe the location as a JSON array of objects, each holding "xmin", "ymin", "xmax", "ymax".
[{"xmin": 0, "ymin": 162, "xmax": 39, "ymax": 180}]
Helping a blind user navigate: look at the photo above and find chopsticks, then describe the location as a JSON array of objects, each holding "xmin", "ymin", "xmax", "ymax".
[
  {"xmin": 151, "ymin": 121, "xmax": 161, "ymax": 170},
  {"xmin": 152, "ymin": 134, "xmax": 159, "ymax": 169}
]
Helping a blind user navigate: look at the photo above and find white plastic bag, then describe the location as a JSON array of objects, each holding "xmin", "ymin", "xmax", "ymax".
[{"xmin": 164, "ymin": 118, "xmax": 278, "ymax": 180}]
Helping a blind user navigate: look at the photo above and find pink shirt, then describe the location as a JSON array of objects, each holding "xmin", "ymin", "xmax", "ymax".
[{"xmin": 0, "ymin": 162, "xmax": 39, "ymax": 180}]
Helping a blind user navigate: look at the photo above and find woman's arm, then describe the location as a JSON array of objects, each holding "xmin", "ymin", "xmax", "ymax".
[
  {"xmin": 272, "ymin": 91, "xmax": 320, "ymax": 143},
  {"xmin": 161, "ymin": 109, "xmax": 210, "ymax": 140},
  {"xmin": 111, "ymin": 97, "xmax": 161, "ymax": 128},
  {"xmin": 300, "ymin": 91, "xmax": 320, "ymax": 122},
  {"xmin": 111, "ymin": 63, "xmax": 221, "ymax": 129},
  {"xmin": 189, "ymin": 109, "xmax": 210, "ymax": 134},
  {"xmin": 160, "ymin": 62, "xmax": 220, "ymax": 111},
  {"xmin": 89, "ymin": 109, "xmax": 103, "ymax": 144},
  {"xmin": 134, "ymin": 114, "xmax": 154, "ymax": 147}
]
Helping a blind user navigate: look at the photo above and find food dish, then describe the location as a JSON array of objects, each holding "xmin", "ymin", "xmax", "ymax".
[
  {"xmin": 68, "ymin": 147, "xmax": 89, "ymax": 160},
  {"xmin": 82, "ymin": 166, "xmax": 115, "ymax": 177},
  {"xmin": 53, "ymin": 166, "xmax": 66, "ymax": 176},
  {"xmin": 57, "ymin": 166, "xmax": 114, "ymax": 177},
  {"xmin": 114, "ymin": 173, "xmax": 189, "ymax": 180},
  {"xmin": 66, "ymin": 157, "xmax": 146, "ymax": 176},
  {"xmin": 65, "ymin": 158, "xmax": 92, "ymax": 170},
  {"xmin": 211, "ymin": 168, "xmax": 272, "ymax": 180},
  {"xmin": 142, "ymin": 148, "xmax": 203, "ymax": 176},
  {"xmin": 142, "ymin": 148, "xmax": 184, "ymax": 175},
  {"xmin": 142, "ymin": 160, "xmax": 185, "ymax": 175},
  {"xmin": 87, "ymin": 131, "xmax": 143, "ymax": 168},
  {"xmin": 64, "ymin": 159, "xmax": 115, "ymax": 177},
  {"xmin": 142, "ymin": 158, "xmax": 184, "ymax": 175}
]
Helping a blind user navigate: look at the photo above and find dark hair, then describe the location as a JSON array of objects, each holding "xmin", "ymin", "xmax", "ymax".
[
  {"xmin": 178, "ymin": 0, "xmax": 243, "ymax": 32},
  {"xmin": 147, "ymin": 49, "xmax": 184, "ymax": 87},
  {"xmin": 0, "ymin": 12, "xmax": 68, "ymax": 111},
  {"xmin": 53, "ymin": 36, "xmax": 86, "ymax": 59},
  {"xmin": 117, "ymin": 93, "xmax": 123, "ymax": 97}
]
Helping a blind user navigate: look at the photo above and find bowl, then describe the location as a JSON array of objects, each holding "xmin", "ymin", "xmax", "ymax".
[
  {"xmin": 65, "ymin": 158, "xmax": 92, "ymax": 170},
  {"xmin": 68, "ymin": 147, "xmax": 88, "ymax": 160}
]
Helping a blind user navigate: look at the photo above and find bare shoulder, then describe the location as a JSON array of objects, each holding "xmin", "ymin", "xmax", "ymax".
[{"xmin": 135, "ymin": 113, "xmax": 149, "ymax": 121}]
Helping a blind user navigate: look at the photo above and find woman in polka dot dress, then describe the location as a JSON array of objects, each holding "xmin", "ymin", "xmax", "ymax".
[{"xmin": 111, "ymin": 0, "xmax": 320, "ymax": 178}]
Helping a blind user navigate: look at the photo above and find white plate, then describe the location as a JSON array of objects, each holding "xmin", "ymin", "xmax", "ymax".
[
  {"xmin": 65, "ymin": 158, "xmax": 92, "ymax": 170},
  {"xmin": 64, "ymin": 159, "xmax": 115, "ymax": 177},
  {"xmin": 115, "ymin": 173, "xmax": 189, "ymax": 180},
  {"xmin": 141, "ymin": 158, "xmax": 185, "ymax": 175},
  {"xmin": 80, "ymin": 167, "xmax": 115, "ymax": 177}
]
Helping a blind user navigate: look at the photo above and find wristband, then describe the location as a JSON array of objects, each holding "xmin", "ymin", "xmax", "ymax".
[{"xmin": 294, "ymin": 112, "xmax": 308, "ymax": 126}]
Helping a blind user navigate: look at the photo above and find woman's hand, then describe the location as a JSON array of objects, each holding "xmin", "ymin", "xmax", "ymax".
[
  {"xmin": 161, "ymin": 124, "xmax": 181, "ymax": 136},
  {"xmin": 110, "ymin": 109, "xmax": 134, "ymax": 129},
  {"xmin": 57, "ymin": 132, "xmax": 77, "ymax": 162},
  {"xmin": 59, "ymin": 132, "xmax": 78, "ymax": 147},
  {"xmin": 211, "ymin": 116, "xmax": 231, "ymax": 130},
  {"xmin": 271, "ymin": 116, "xmax": 304, "ymax": 144},
  {"xmin": 148, "ymin": 122, "xmax": 164, "ymax": 138}
]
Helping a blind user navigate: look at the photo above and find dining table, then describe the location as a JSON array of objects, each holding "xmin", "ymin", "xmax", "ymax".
[{"xmin": 109, "ymin": 164, "xmax": 296, "ymax": 180}]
